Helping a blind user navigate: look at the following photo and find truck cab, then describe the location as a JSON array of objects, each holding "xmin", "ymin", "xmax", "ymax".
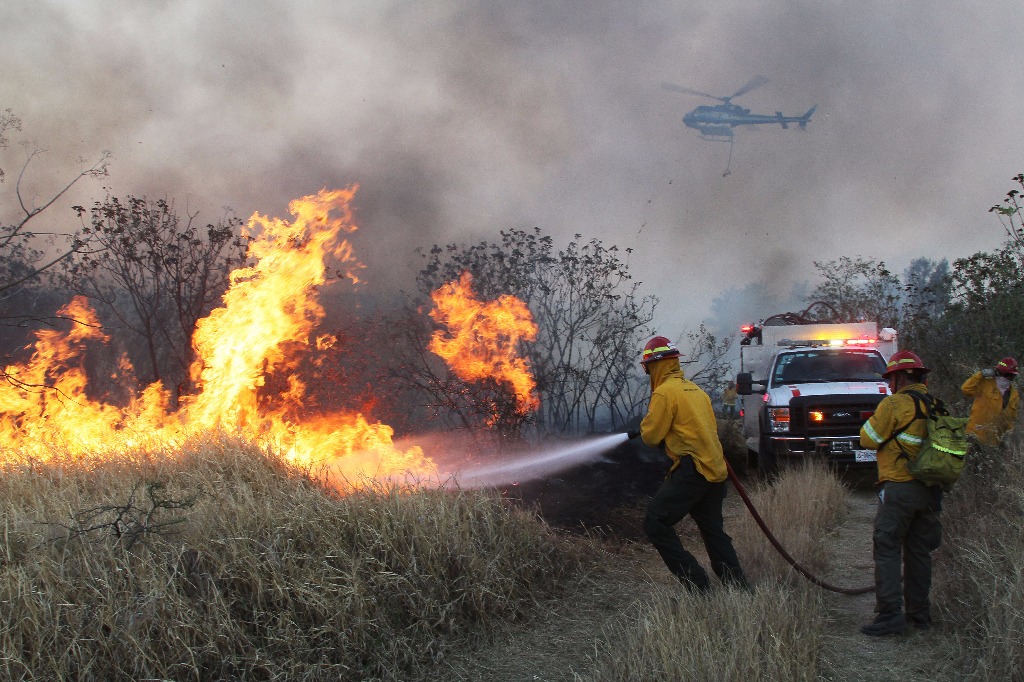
[{"xmin": 736, "ymin": 321, "xmax": 898, "ymax": 476}]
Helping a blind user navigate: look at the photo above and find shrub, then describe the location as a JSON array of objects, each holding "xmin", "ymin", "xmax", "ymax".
[{"xmin": 934, "ymin": 431, "xmax": 1024, "ymax": 680}]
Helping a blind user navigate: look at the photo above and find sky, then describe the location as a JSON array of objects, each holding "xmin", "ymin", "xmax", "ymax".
[{"xmin": 2, "ymin": 0, "xmax": 1022, "ymax": 343}]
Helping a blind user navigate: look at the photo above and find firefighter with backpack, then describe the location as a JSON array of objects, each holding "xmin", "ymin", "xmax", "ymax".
[{"xmin": 858, "ymin": 350, "xmax": 944, "ymax": 636}]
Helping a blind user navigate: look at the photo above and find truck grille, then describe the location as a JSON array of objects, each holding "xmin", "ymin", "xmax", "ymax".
[{"xmin": 788, "ymin": 394, "xmax": 885, "ymax": 437}]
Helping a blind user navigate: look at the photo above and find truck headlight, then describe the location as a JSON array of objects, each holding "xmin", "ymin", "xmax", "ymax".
[{"xmin": 768, "ymin": 407, "xmax": 790, "ymax": 433}]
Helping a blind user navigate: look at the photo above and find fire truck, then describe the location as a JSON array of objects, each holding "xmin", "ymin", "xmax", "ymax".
[{"xmin": 736, "ymin": 317, "xmax": 898, "ymax": 476}]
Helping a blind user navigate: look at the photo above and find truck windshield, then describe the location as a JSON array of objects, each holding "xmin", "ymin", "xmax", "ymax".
[{"xmin": 771, "ymin": 349, "xmax": 886, "ymax": 385}]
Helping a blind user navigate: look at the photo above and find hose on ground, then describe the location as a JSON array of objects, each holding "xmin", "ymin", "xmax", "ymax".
[{"xmin": 726, "ymin": 460, "xmax": 875, "ymax": 596}]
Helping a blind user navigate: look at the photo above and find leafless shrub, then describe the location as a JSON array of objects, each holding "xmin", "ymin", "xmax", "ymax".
[{"xmin": 55, "ymin": 481, "xmax": 196, "ymax": 550}]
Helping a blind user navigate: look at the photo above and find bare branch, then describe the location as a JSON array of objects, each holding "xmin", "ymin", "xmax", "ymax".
[
  {"xmin": 9, "ymin": 148, "xmax": 110, "ymax": 239},
  {"xmin": 51, "ymin": 482, "xmax": 196, "ymax": 551}
]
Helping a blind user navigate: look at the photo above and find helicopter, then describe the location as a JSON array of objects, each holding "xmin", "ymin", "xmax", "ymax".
[{"xmin": 661, "ymin": 75, "xmax": 816, "ymax": 141}]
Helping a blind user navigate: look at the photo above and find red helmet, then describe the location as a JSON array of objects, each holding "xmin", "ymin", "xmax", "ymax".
[
  {"xmin": 641, "ymin": 336, "xmax": 681, "ymax": 365},
  {"xmin": 996, "ymin": 357, "xmax": 1019, "ymax": 376},
  {"xmin": 882, "ymin": 350, "xmax": 930, "ymax": 377}
]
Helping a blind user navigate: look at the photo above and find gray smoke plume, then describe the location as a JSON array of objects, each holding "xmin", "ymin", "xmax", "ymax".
[{"xmin": 2, "ymin": 0, "xmax": 1021, "ymax": 335}]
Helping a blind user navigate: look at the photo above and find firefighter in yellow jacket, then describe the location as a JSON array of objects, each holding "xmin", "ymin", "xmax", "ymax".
[
  {"xmin": 858, "ymin": 350, "xmax": 942, "ymax": 636},
  {"xmin": 962, "ymin": 357, "xmax": 1020, "ymax": 446},
  {"xmin": 634, "ymin": 336, "xmax": 748, "ymax": 592}
]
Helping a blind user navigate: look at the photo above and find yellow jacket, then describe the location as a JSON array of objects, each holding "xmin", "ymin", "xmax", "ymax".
[
  {"xmin": 640, "ymin": 357, "xmax": 726, "ymax": 482},
  {"xmin": 962, "ymin": 371, "xmax": 1020, "ymax": 446},
  {"xmin": 860, "ymin": 383, "xmax": 930, "ymax": 483}
]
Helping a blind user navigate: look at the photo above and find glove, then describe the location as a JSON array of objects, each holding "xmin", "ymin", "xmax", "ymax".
[
  {"xmin": 626, "ymin": 429, "xmax": 641, "ymax": 440},
  {"xmin": 982, "ymin": 368, "xmax": 996, "ymax": 378}
]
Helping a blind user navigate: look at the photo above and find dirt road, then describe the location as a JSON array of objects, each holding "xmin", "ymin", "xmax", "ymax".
[{"xmin": 818, "ymin": 487, "xmax": 955, "ymax": 681}]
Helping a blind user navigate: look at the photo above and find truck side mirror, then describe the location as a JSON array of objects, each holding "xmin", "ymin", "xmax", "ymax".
[{"xmin": 736, "ymin": 372, "xmax": 764, "ymax": 395}]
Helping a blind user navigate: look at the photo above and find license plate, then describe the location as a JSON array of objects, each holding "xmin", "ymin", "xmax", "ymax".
[{"xmin": 854, "ymin": 450, "xmax": 877, "ymax": 462}]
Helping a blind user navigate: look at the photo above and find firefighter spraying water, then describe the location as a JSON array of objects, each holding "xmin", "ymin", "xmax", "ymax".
[{"xmin": 629, "ymin": 336, "xmax": 749, "ymax": 592}]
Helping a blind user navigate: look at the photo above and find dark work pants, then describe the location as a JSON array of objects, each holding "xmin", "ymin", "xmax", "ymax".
[
  {"xmin": 872, "ymin": 480, "xmax": 943, "ymax": 622},
  {"xmin": 643, "ymin": 456, "xmax": 747, "ymax": 590}
]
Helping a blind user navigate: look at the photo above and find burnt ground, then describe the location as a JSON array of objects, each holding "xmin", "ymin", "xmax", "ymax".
[
  {"xmin": 497, "ymin": 438, "xmax": 668, "ymax": 541},
  {"xmin": 497, "ymin": 432, "xmax": 883, "ymax": 542},
  {"xmin": 494, "ymin": 436, "xmax": 874, "ymax": 539}
]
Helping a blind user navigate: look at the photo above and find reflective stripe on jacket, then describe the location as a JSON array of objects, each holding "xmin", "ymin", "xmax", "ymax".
[
  {"xmin": 640, "ymin": 357, "xmax": 727, "ymax": 482},
  {"xmin": 860, "ymin": 383, "xmax": 930, "ymax": 483},
  {"xmin": 962, "ymin": 371, "xmax": 1020, "ymax": 446}
]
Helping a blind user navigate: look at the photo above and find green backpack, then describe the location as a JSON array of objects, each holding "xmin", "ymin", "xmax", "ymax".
[{"xmin": 882, "ymin": 390, "xmax": 970, "ymax": 489}]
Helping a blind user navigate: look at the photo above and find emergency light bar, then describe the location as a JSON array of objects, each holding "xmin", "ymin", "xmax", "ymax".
[{"xmin": 777, "ymin": 338, "xmax": 878, "ymax": 347}]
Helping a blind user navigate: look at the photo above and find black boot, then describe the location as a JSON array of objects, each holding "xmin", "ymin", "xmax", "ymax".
[{"xmin": 860, "ymin": 613, "xmax": 908, "ymax": 636}]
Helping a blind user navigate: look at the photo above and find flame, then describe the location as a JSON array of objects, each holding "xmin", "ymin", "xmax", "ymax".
[
  {"xmin": 428, "ymin": 271, "xmax": 539, "ymax": 415},
  {"xmin": 0, "ymin": 188, "xmax": 431, "ymax": 484},
  {"xmin": 0, "ymin": 296, "xmax": 165, "ymax": 451}
]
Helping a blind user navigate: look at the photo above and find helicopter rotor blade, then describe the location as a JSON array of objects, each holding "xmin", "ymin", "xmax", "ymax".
[
  {"xmin": 730, "ymin": 75, "xmax": 769, "ymax": 100},
  {"xmin": 660, "ymin": 81, "xmax": 727, "ymax": 102}
]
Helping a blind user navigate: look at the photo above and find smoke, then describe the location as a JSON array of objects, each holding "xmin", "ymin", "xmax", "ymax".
[{"xmin": 2, "ymin": 0, "xmax": 1022, "ymax": 331}]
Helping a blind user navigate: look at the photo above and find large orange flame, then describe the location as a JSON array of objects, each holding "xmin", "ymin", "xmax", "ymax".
[
  {"xmin": 429, "ymin": 271, "xmax": 539, "ymax": 415},
  {"xmin": 0, "ymin": 188, "xmax": 431, "ymax": 484}
]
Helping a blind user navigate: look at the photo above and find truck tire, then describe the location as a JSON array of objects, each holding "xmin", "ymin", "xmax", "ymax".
[{"xmin": 758, "ymin": 433, "xmax": 779, "ymax": 479}]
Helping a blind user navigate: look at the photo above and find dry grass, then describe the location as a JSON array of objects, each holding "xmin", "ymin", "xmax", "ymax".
[
  {"xmin": 0, "ymin": 434, "xmax": 583, "ymax": 681},
  {"xmin": 731, "ymin": 460, "xmax": 849, "ymax": 583},
  {"xmin": 8, "ymin": 428, "xmax": 1020, "ymax": 681},
  {"xmin": 585, "ymin": 462, "xmax": 842, "ymax": 680},
  {"xmin": 934, "ymin": 430, "xmax": 1024, "ymax": 680},
  {"xmin": 717, "ymin": 418, "xmax": 749, "ymax": 474},
  {"xmin": 586, "ymin": 583, "xmax": 824, "ymax": 682}
]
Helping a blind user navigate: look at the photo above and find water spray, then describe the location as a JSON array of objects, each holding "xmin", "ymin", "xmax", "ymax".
[{"xmin": 452, "ymin": 432, "xmax": 634, "ymax": 489}]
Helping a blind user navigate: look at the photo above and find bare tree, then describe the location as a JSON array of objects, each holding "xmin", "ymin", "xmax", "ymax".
[
  {"xmin": 60, "ymin": 196, "xmax": 250, "ymax": 399},
  {"xmin": 679, "ymin": 323, "xmax": 734, "ymax": 393},
  {"xmin": 1, "ymin": 109, "xmax": 110, "ymax": 388},
  {"xmin": 406, "ymin": 228, "xmax": 656, "ymax": 439},
  {"xmin": 0, "ymin": 110, "xmax": 110, "ymax": 303},
  {"xmin": 807, "ymin": 255, "xmax": 902, "ymax": 327},
  {"xmin": 989, "ymin": 172, "xmax": 1024, "ymax": 251}
]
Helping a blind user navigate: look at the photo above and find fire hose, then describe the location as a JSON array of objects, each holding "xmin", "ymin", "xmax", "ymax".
[
  {"xmin": 624, "ymin": 430, "xmax": 873, "ymax": 594},
  {"xmin": 724, "ymin": 460, "xmax": 874, "ymax": 595}
]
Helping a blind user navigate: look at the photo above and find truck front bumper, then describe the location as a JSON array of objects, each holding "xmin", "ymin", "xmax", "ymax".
[{"xmin": 767, "ymin": 435, "xmax": 877, "ymax": 467}]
